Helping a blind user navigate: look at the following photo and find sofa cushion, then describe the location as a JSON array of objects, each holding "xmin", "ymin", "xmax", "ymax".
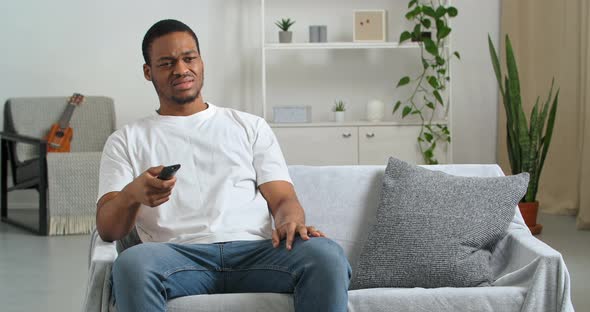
[
  {"xmin": 350, "ymin": 157, "xmax": 529, "ymax": 289},
  {"xmin": 150, "ymin": 287, "xmax": 525, "ymax": 312}
]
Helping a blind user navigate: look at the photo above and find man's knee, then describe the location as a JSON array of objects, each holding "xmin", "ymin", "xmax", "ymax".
[
  {"xmin": 297, "ymin": 237, "xmax": 351, "ymax": 277},
  {"xmin": 113, "ymin": 242, "xmax": 164, "ymax": 284}
]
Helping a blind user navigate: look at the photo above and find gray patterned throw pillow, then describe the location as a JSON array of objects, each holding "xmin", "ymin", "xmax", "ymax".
[{"xmin": 350, "ymin": 157, "xmax": 529, "ymax": 289}]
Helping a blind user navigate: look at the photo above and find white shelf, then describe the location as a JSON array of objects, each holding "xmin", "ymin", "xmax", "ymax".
[
  {"xmin": 261, "ymin": 0, "xmax": 453, "ymax": 164},
  {"xmin": 264, "ymin": 42, "xmax": 420, "ymax": 50},
  {"xmin": 270, "ymin": 120, "xmax": 449, "ymax": 128}
]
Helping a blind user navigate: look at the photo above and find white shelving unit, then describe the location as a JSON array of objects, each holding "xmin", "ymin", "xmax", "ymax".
[
  {"xmin": 264, "ymin": 42, "xmax": 420, "ymax": 50},
  {"xmin": 260, "ymin": 0, "xmax": 453, "ymax": 165},
  {"xmin": 270, "ymin": 120, "xmax": 432, "ymax": 128}
]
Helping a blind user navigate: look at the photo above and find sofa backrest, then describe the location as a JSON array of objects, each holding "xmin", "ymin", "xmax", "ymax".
[{"xmin": 287, "ymin": 164, "xmax": 508, "ymax": 268}]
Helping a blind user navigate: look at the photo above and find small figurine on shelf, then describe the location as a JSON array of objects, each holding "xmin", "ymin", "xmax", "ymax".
[
  {"xmin": 333, "ymin": 100, "xmax": 346, "ymax": 122},
  {"xmin": 275, "ymin": 18, "xmax": 295, "ymax": 43}
]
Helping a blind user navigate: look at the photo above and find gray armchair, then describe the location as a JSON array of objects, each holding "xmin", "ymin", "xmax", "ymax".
[{"xmin": 1, "ymin": 96, "xmax": 115, "ymax": 235}]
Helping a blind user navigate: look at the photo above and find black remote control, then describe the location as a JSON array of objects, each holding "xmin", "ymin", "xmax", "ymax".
[{"xmin": 157, "ymin": 164, "xmax": 181, "ymax": 180}]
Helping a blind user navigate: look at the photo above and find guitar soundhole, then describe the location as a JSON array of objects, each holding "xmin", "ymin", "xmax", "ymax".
[{"xmin": 56, "ymin": 132, "xmax": 64, "ymax": 138}]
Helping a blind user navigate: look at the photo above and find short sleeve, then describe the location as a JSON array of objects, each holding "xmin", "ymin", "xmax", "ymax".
[
  {"xmin": 97, "ymin": 131, "xmax": 135, "ymax": 203},
  {"xmin": 252, "ymin": 119, "xmax": 292, "ymax": 186}
]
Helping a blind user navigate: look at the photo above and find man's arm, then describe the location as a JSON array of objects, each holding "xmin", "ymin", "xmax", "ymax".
[
  {"xmin": 96, "ymin": 166, "xmax": 175, "ymax": 242},
  {"xmin": 259, "ymin": 181, "xmax": 325, "ymax": 250},
  {"xmin": 96, "ymin": 190, "xmax": 140, "ymax": 242}
]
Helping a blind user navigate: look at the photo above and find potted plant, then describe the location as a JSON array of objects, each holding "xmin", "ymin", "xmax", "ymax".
[
  {"xmin": 275, "ymin": 18, "xmax": 295, "ymax": 43},
  {"xmin": 334, "ymin": 100, "xmax": 346, "ymax": 122},
  {"xmin": 488, "ymin": 34, "xmax": 559, "ymax": 235},
  {"xmin": 394, "ymin": 0, "xmax": 459, "ymax": 165}
]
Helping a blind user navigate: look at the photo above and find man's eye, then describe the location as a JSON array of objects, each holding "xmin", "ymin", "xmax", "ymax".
[
  {"xmin": 158, "ymin": 62, "xmax": 172, "ymax": 67},
  {"xmin": 184, "ymin": 57, "xmax": 197, "ymax": 63}
]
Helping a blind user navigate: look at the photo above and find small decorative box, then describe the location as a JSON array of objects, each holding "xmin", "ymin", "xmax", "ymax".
[{"xmin": 272, "ymin": 106, "xmax": 312, "ymax": 123}]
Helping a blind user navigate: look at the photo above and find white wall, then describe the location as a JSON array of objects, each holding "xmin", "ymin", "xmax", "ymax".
[
  {"xmin": 0, "ymin": 0, "xmax": 499, "ymax": 164},
  {"xmin": 0, "ymin": 0, "xmax": 262, "ymax": 129}
]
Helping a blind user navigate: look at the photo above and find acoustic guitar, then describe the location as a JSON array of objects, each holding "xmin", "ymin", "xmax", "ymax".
[{"xmin": 45, "ymin": 93, "xmax": 85, "ymax": 153}]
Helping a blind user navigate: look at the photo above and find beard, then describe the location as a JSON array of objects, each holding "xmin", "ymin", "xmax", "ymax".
[
  {"xmin": 152, "ymin": 73, "xmax": 204, "ymax": 106},
  {"xmin": 171, "ymin": 92, "xmax": 199, "ymax": 105}
]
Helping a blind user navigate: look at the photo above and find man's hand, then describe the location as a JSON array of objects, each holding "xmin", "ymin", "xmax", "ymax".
[
  {"xmin": 258, "ymin": 180, "xmax": 325, "ymax": 250},
  {"xmin": 122, "ymin": 165, "xmax": 176, "ymax": 207},
  {"xmin": 272, "ymin": 222, "xmax": 326, "ymax": 250},
  {"xmin": 96, "ymin": 165, "xmax": 176, "ymax": 242}
]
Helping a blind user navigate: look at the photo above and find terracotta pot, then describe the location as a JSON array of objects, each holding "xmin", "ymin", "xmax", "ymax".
[{"xmin": 518, "ymin": 201, "xmax": 543, "ymax": 235}]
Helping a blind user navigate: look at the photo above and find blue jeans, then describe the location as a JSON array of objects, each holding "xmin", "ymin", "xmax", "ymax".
[{"xmin": 111, "ymin": 237, "xmax": 351, "ymax": 312}]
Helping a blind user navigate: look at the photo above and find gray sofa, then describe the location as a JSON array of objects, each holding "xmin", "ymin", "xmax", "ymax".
[{"xmin": 83, "ymin": 164, "xmax": 574, "ymax": 312}]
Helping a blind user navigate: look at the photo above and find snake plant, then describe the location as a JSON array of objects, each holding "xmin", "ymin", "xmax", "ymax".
[{"xmin": 488, "ymin": 34, "xmax": 559, "ymax": 203}]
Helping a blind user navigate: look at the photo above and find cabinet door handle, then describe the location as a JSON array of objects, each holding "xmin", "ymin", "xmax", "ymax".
[
  {"xmin": 342, "ymin": 133, "xmax": 352, "ymax": 138},
  {"xmin": 366, "ymin": 133, "xmax": 375, "ymax": 138}
]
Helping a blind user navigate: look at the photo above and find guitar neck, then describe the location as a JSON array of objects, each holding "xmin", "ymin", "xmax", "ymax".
[{"xmin": 58, "ymin": 103, "xmax": 77, "ymax": 129}]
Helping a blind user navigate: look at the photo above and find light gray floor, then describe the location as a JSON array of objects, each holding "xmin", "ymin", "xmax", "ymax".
[
  {"xmin": 0, "ymin": 217, "xmax": 90, "ymax": 312},
  {"xmin": 0, "ymin": 213, "xmax": 588, "ymax": 312},
  {"xmin": 537, "ymin": 213, "xmax": 590, "ymax": 312}
]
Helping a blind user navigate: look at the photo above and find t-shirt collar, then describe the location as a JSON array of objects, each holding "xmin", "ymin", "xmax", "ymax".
[{"xmin": 152, "ymin": 102, "xmax": 216, "ymax": 124}]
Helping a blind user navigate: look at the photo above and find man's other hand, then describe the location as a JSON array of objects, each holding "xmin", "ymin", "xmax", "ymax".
[{"xmin": 272, "ymin": 223, "xmax": 326, "ymax": 250}]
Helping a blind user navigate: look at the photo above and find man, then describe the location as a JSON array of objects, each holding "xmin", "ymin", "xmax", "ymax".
[{"xmin": 96, "ymin": 19, "xmax": 351, "ymax": 312}]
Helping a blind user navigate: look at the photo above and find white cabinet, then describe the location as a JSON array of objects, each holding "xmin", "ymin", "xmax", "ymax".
[
  {"xmin": 359, "ymin": 126, "xmax": 418, "ymax": 165},
  {"xmin": 358, "ymin": 126, "xmax": 447, "ymax": 165},
  {"xmin": 273, "ymin": 126, "xmax": 358, "ymax": 165},
  {"xmin": 272, "ymin": 123, "xmax": 448, "ymax": 165}
]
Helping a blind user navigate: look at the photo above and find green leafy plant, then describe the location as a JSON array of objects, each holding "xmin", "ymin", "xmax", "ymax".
[
  {"xmin": 394, "ymin": 0, "xmax": 459, "ymax": 164},
  {"xmin": 334, "ymin": 100, "xmax": 346, "ymax": 112},
  {"xmin": 275, "ymin": 18, "xmax": 295, "ymax": 32},
  {"xmin": 488, "ymin": 34, "xmax": 559, "ymax": 203}
]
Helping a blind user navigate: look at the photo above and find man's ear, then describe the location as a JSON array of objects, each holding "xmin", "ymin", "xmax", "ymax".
[{"xmin": 143, "ymin": 64, "xmax": 152, "ymax": 81}]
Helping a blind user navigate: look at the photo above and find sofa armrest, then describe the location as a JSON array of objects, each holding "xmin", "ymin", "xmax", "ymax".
[
  {"xmin": 0, "ymin": 131, "xmax": 46, "ymax": 145},
  {"xmin": 491, "ymin": 221, "xmax": 574, "ymax": 312},
  {"xmin": 0, "ymin": 131, "xmax": 47, "ymax": 168},
  {"xmin": 83, "ymin": 229, "xmax": 118, "ymax": 312}
]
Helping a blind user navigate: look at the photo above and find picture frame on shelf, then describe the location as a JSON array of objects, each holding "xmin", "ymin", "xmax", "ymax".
[{"xmin": 353, "ymin": 10, "xmax": 387, "ymax": 42}]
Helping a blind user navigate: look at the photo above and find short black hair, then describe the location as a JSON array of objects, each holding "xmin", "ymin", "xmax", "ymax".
[{"xmin": 142, "ymin": 19, "xmax": 200, "ymax": 65}]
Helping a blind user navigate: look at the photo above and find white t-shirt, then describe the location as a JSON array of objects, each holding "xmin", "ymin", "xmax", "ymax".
[{"xmin": 97, "ymin": 103, "xmax": 292, "ymax": 244}]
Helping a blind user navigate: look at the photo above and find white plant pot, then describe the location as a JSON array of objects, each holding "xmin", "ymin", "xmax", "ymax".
[
  {"xmin": 334, "ymin": 111, "xmax": 345, "ymax": 122},
  {"xmin": 367, "ymin": 99, "xmax": 385, "ymax": 122}
]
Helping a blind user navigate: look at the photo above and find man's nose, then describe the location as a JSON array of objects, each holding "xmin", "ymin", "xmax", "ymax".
[{"xmin": 172, "ymin": 61, "xmax": 189, "ymax": 75}]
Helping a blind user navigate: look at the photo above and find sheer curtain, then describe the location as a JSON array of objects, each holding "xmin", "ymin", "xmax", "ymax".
[
  {"xmin": 578, "ymin": 0, "xmax": 590, "ymax": 229},
  {"xmin": 498, "ymin": 0, "xmax": 590, "ymax": 229}
]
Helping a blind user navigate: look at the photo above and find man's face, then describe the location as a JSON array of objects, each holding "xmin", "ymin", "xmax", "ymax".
[{"xmin": 143, "ymin": 31, "xmax": 204, "ymax": 105}]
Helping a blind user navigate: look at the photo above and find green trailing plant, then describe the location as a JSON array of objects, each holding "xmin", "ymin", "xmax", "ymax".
[
  {"xmin": 334, "ymin": 100, "xmax": 346, "ymax": 112},
  {"xmin": 394, "ymin": 0, "xmax": 459, "ymax": 165},
  {"xmin": 488, "ymin": 34, "xmax": 559, "ymax": 203},
  {"xmin": 275, "ymin": 18, "xmax": 295, "ymax": 32}
]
